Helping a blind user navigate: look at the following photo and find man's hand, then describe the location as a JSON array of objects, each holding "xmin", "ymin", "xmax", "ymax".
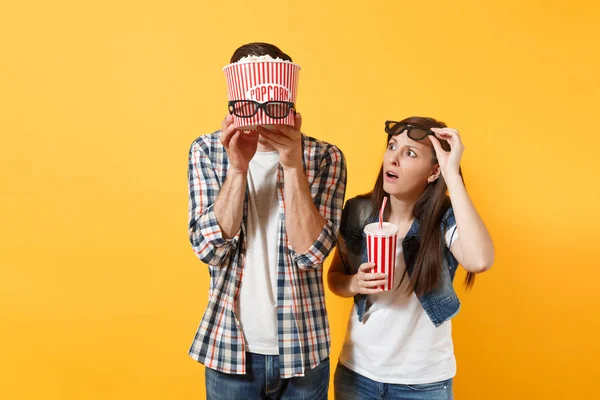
[
  {"xmin": 220, "ymin": 114, "xmax": 259, "ymax": 173},
  {"xmin": 256, "ymin": 113, "xmax": 303, "ymax": 170}
]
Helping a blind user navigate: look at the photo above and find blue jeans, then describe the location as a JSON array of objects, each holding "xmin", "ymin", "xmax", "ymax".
[
  {"xmin": 334, "ymin": 362, "xmax": 453, "ymax": 400},
  {"xmin": 205, "ymin": 353, "xmax": 330, "ymax": 400}
]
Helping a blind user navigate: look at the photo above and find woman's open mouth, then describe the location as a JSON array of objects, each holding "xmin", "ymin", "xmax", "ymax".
[{"xmin": 385, "ymin": 171, "xmax": 399, "ymax": 183}]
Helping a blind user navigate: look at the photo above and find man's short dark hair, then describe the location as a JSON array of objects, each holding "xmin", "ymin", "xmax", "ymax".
[{"xmin": 230, "ymin": 42, "xmax": 292, "ymax": 63}]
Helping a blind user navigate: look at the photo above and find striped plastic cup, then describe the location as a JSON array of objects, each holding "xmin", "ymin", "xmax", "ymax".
[
  {"xmin": 364, "ymin": 222, "xmax": 399, "ymax": 291},
  {"xmin": 223, "ymin": 60, "xmax": 301, "ymax": 130}
]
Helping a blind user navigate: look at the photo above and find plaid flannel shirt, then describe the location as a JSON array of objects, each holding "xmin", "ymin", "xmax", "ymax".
[{"xmin": 187, "ymin": 130, "xmax": 347, "ymax": 378}]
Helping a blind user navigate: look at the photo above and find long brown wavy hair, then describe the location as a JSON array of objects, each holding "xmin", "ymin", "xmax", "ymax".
[{"xmin": 361, "ymin": 116, "xmax": 475, "ymax": 296}]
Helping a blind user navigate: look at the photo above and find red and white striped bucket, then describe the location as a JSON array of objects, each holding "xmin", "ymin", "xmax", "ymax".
[
  {"xmin": 223, "ymin": 60, "xmax": 301, "ymax": 130},
  {"xmin": 364, "ymin": 222, "xmax": 399, "ymax": 291}
]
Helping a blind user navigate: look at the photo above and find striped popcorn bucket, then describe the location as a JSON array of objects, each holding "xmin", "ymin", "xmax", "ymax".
[
  {"xmin": 223, "ymin": 60, "xmax": 301, "ymax": 130},
  {"xmin": 364, "ymin": 222, "xmax": 399, "ymax": 291}
]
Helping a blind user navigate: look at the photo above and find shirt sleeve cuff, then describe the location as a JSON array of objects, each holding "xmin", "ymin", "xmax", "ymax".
[
  {"xmin": 288, "ymin": 220, "xmax": 336, "ymax": 270},
  {"xmin": 197, "ymin": 204, "xmax": 241, "ymax": 249}
]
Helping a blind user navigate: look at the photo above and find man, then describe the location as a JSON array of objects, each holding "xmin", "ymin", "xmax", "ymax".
[{"xmin": 187, "ymin": 42, "xmax": 347, "ymax": 399}]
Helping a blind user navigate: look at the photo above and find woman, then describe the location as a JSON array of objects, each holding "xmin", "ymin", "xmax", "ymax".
[{"xmin": 328, "ymin": 116, "xmax": 494, "ymax": 400}]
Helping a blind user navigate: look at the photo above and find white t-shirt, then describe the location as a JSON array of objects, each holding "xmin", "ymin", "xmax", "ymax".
[
  {"xmin": 339, "ymin": 226, "xmax": 459, "ymax": 384},
  {"xmin": 235, "ymin": 151, "xmax": 281, "ymax": 355}
]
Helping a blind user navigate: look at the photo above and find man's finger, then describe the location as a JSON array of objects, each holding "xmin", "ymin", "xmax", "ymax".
[
  {"xmin": 220, "ymin": 124, "xmax": 237, "ymax": 148},
  {"xmin": 259, "ymin": 132, "xmax": 281, "ymax": 148},
  {"xmin": 228, "ymin": 131, "xmax": 242, "ymax": 152},
  {"xmin": 259, "ymin": 128, "xmax": 286, "ymax": 146},
  {"xmin": 294, "ymin": 112, "xmax": 302, "ymax": 131},
  {"xmin": 221, "ymin": 114, "xmax": 234, "ymax": 132}
]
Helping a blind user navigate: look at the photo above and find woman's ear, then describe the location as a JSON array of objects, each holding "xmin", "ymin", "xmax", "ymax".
[{"xmin": 427, "ymin": 164, "xmax": 441, "ymax": 183}]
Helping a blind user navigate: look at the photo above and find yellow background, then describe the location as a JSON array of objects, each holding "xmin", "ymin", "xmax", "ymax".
[{"xmin": 2, "ymin": 0, "xmax": 599, "ymax": 399}]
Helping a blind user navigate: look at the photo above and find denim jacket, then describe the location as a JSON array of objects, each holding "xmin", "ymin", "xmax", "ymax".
[{"xmin": 339, "ymin": 196, "xmax": 460, "ymax": 327}]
